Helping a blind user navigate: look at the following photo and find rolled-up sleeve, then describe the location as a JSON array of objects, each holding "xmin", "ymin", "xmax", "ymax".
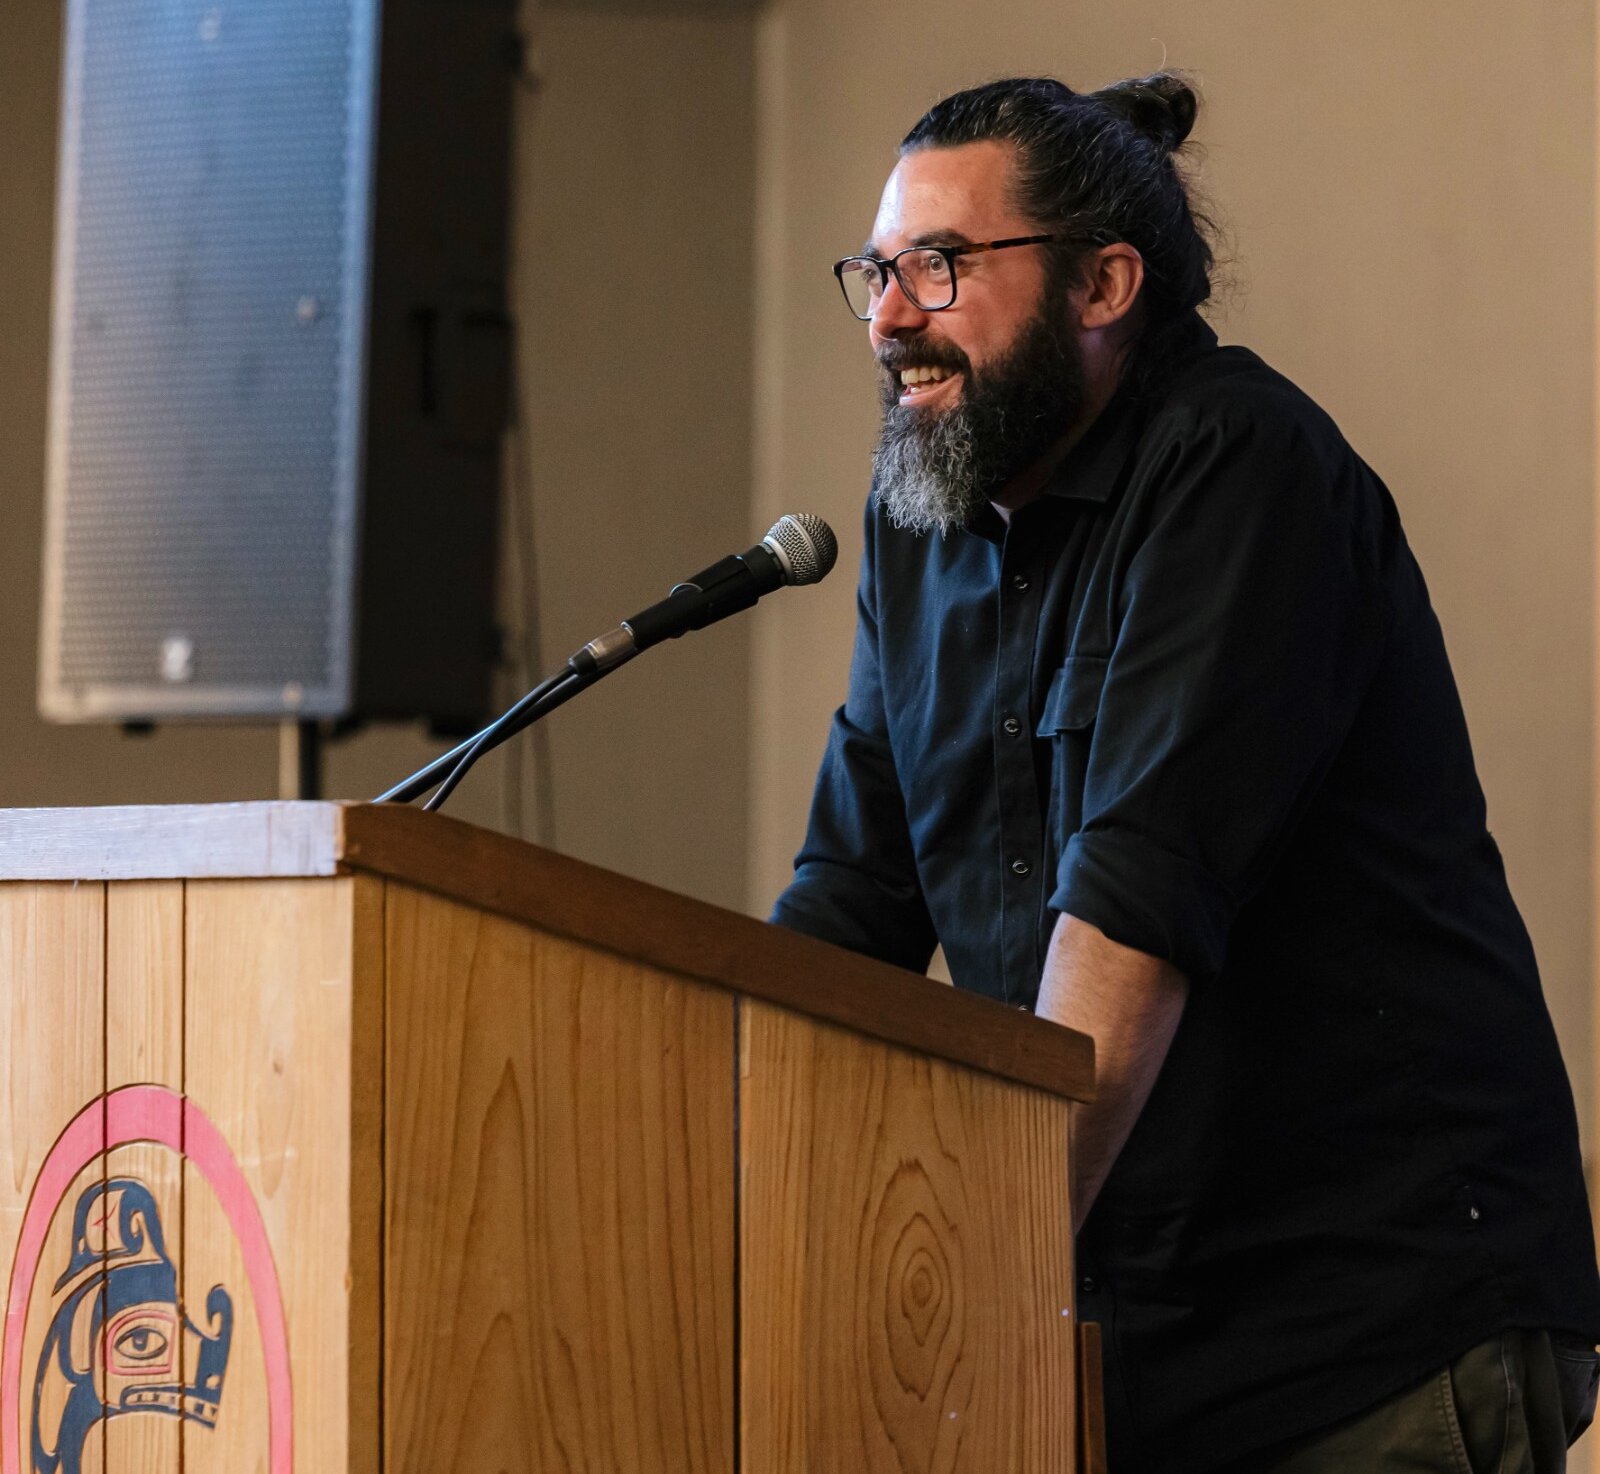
[
  {"xmin": 771, "ymin": 508, "xmax": 939, "ymax": 973},
  {"xmin": 1050, "ymin": 405, "xmax": 1392, "ymax": 980}
]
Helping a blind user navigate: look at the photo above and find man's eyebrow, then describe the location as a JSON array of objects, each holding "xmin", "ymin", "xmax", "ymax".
[{"xmin": 861, "ymin": 229, "xmax": 977, "ymax": 256}]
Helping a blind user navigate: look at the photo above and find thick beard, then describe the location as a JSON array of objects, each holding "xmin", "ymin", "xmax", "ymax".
[{"xmin": 872, "ymin": 282, "xmax": 1085, "ymax": 538}]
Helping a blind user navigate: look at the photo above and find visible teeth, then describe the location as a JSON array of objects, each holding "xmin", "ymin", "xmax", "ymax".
[{"xmin": 900, "ymin": 365, "xmax": 954, "ymax": 387}]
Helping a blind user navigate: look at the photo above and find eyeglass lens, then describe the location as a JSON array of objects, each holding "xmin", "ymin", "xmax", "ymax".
[{"xmin": 839, "ymin": 248, "xmax": 955, "ymax": 318}]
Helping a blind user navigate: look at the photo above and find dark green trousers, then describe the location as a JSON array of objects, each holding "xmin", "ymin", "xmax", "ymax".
[{"xmin": 1233, "ymin": 1332, "xmax": 1600, "ymax": 1474}]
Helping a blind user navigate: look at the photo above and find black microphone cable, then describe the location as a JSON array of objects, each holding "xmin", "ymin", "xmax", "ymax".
[
  {"xmin": 371, "ymin": 664, "xmax": 579, "ymax": 807},
  {"xmin": 421, "ymin": 665, "xmax": 592, "ymax": 812}
]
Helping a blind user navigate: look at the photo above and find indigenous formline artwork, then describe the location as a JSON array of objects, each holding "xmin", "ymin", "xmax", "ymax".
[
  {"xmin": 30, "ymin": 1179, "xmax": 233, "ymax": 1474},
  {"xmin": 2, "ymin": 1086, "xmax": 292, "ymax": 1474}
]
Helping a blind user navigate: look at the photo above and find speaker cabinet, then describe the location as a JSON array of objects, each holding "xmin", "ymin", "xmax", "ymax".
[{"xmin": 38, "ymin": 0, "xmax": 516, "ymax": 728}]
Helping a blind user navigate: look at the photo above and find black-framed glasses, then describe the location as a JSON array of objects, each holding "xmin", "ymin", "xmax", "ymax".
[{"xmin": 832, "ymin": 235, "xmax": 1062, "ymax": 320}]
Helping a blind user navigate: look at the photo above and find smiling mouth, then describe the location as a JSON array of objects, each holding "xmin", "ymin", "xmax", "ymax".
[{"xmin": 896, "ymin": 364, "xmax": 961, "ymax": 401}]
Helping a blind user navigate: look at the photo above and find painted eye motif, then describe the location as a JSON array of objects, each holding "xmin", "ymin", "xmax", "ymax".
[
  {"xmin": 104, "ymin": 1306, "xmax": 177, "ymax": 1375},
  {"xmin": 113, "ymin": 1325, "xmax": 169, "ymax": 1363}
]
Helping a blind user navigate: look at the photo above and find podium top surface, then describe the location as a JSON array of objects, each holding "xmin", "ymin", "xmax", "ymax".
[{"xmin": 0, "ymin": 802, "xmax": 1094, "ymax": 1102}]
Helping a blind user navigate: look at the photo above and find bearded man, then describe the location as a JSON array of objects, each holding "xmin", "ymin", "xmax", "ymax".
[{"xmin": 771, "ymin": 75, "xmax": 1600, "ymax": 1474}]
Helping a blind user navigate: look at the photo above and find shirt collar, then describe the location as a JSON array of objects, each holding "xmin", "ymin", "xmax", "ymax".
[{"xmin": 1041, "ymin": 310, "xmax": 1220, "ymax": 507}]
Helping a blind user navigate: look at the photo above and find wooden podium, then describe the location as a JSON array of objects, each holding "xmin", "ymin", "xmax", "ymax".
[{"xmin": 0, "ymin": 803, "xmax": 1096, "ymax": 1473}]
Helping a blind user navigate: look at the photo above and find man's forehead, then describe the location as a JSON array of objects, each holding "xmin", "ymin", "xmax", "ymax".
[{"xmin": 869, "ymin": 140, "xmax": 1023, "ymax": 251}]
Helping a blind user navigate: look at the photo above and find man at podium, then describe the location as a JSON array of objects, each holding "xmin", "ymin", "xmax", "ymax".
[{"xmin": 773, "ymin": 75, "xmax": 1600, "ymax": 1474}]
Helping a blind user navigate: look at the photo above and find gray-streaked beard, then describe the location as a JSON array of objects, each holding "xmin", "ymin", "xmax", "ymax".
[
  {"xmin": 873, "ymin": 398, "xmax": 983, "ymax": 537},
  {"xmin": 872, "ymin": 282, "xmax": 1085, "ymax": 538}
]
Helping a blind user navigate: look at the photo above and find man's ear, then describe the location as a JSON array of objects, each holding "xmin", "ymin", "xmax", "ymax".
[{"xmin": 1076, "ymin": 243, "xmax": 1145, "ymax": 332}]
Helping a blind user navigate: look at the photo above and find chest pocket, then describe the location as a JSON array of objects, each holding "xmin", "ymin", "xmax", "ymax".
[{"xmin": 1037, "ymin": 655, "xmax": 1108, "ymax": 845}]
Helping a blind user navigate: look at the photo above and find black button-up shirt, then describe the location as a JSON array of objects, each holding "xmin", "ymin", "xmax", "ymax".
[{"xmin": 773, "ymin": 316, "xmax": 1600, "ymax": 1473}]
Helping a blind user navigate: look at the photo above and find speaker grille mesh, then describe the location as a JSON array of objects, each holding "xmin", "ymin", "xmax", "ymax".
[{"xmin": 42, "ymin": 0, "xmax": 375, "ymax": 717}]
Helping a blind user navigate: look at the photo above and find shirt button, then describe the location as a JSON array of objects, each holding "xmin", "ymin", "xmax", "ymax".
[
  {"xmin": 1079, "ymin": 1275, "xmax": 1098, "ymax": 1294},
  {"xmin": 1010, "ymin": 858, "xmax": 1031, "ymax": 877},
  {"xmin": 1002, "ymin": 715, "xmax": 1022, "ymax": 736},
  {"xmin": 1010, "ymin": 573, "xmax": 1030, "ymax": 592}
]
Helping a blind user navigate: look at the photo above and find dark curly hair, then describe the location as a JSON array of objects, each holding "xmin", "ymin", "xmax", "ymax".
[{"xmin": 901, "ymin": 74, "xmax": 1218, "ymax": 389}]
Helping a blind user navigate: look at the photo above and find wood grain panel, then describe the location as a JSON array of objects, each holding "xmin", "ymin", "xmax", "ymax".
[
  {"xmin": 341, "ymin": 805, "xmax": 1094, "ymax": 1104},
  {"xmin": 384, "ymin": 883, "xmax": 735, "ymax": 1474},
  {"xmin": 0, "ymin": 884, "xmax": 105, "ymax": 1474},
  {"xmin": 183, "ymin": 877, "xmax": 381, "ymax": 1474},
  {"xmin": 0, "ymin": 805, "xmax": 1092, "ymax": 1105},
  {"xmin": 346, "ymin": 876, "xmax": 384, "ymax": 1474},
  {"xmin": 104, "ymin": 882, "xmax": 184, "ymax": 1474},
  {"xmin": 105, "ymin": 883, "xmax": 183, "ymax": 1089},
  {"xmin": 741, "ymin": 1001, "xmax": 1076, "ymax": 1474},
  {"xmin": 181, "ymin": 1150, "xmax": 267, "ymax": 1474},
  {"xmin": 1076, "ymin": 1322, "xmax": 1108, "ymax": 1474}
]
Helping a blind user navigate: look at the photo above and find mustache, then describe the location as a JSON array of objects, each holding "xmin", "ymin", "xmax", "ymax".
[{"xmin": 875, "ymin": 340, "xmax": 972, "ymax": 377}]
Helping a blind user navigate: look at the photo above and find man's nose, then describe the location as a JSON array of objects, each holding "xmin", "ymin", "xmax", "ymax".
[{"xmin": 869, "ymin": 270, "xmax": 931, "ymax": 339}]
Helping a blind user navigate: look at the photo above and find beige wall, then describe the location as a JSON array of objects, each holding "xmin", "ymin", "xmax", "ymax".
[
  {"xmin": 514, "ymin": 5, "xmax": 756, "ymax": 907},
  {"xmin": 747, "ymin": 0, "xmax": 1598, "ymax": 1143}
]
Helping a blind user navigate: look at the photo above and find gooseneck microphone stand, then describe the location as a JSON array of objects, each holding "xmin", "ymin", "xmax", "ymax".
[
  {"xmin": 373, "ymin": 662, "xmax": 599, "ymax": 811},
  {"xmin": 373, "ymin": 513, "xmax": 839, "ymax": 814}
]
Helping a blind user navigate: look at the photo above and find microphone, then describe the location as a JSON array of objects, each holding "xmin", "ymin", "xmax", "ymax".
[
  {"xmin": 570, "ymin": 512, "xmax": 838, "ymax": 674},
  {"xmin": 374, "ymin": 512, "xmax": 838, "ymax": 808}
]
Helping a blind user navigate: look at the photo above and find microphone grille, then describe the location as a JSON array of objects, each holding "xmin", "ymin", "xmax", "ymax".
[{"xmin": 763, "ymin": 513, "xmax": 839, "ymax": 587}]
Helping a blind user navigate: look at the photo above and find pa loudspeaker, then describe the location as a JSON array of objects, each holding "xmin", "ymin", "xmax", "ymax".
[{"xmin": 38, "ymin": 0, "xmax": 517, "ymax": 730}]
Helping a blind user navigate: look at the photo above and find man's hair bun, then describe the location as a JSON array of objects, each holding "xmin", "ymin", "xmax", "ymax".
[{"xmin": 1092, "ymin": 72, "xmax": 1198, "ymax": 151}]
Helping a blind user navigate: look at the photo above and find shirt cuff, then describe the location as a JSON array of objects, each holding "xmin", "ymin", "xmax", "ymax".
[{"xmin": 1050, "ymin": 827, "xmax": 1239, "ymax": 981}]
